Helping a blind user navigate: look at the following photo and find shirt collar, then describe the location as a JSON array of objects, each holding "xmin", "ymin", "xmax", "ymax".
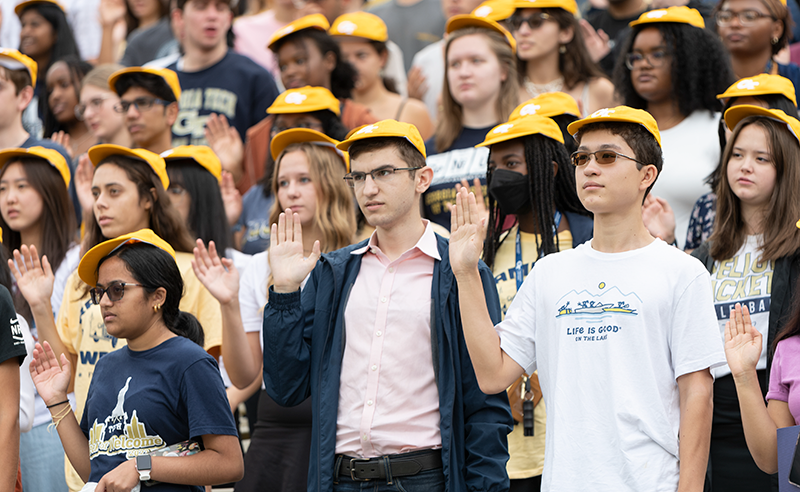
[{"xmin": 351, "ymin": 220, "xmax": 441, "ymax": 261}]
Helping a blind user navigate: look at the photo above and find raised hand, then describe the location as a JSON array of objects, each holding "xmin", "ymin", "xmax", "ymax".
[
  {"xmin": 268, "ymin": 210, "xmax": 320, "ymax": 293},
  {"xmin": 50, "ymin": 131, "xmax": 74, "ymax": 159},
  {"xmin": 74, "ymin": 153, "xmax": 95, "ymax": 216},
  {"xmin": 449, "ymin": 187, "xmax": 487, "ymax": 278},
  {"xmin": 191, "ymin": 239, "xmax": 239, "ymax": 305},
  {"xmin": 455, "ymin": 178, "xmax": 488, "ymax": 232},
  {"xmin": 642, "ymin": 194, "xmax": 676, "ymax": 245},
  {"xmin": 724, "ymin": 303, "xmax": 762, "ymax": 379},
  {"xmin": 407, "ymin": 66, "xmax": 429, "ymax": 101},
  {"xmin": 98, "ymin": 0, "xmax": 127, "ymax": 28},
  {"xmin": 29, "ymin": 341, "xmax": 71, "ymax": 406},
  {"xmin": 205, "ymin": 113, "xmax": 244, "ymax": 183},
  {"xmin": 220, "ymin": 171, "xmax": 242, "ymax": 226},
  {"xmin": 9, "ymin": 245, "xmax": 55, "ymax": 309},
  {"xmin": 579, "ymin": 19, "xmax": 611, "ymax": 63}
]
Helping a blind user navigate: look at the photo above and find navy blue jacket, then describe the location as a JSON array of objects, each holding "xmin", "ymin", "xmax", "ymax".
[{"xmin": 263, "ymin": 234, "xmax": 513, "ymax": 492}]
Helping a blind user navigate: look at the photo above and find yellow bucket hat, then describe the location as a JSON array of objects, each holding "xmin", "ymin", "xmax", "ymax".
[
  {"xmin": 0, "ymin": 146, "xmax": 71, "ymax": 187},
  {"xmin": 108, "ymin": 67, "xmax": 181, "ymax": 101},
  {"xmin": 330, "ymin": 12, "xmax": 388, "ymax": 42},
  {"xmin": 161, "ymin": 146, "xmax": 223, "ymax": 182},
  {"xmin": 0, "ymin": 49, "xmax": 37, "ymax": 87},
  {"xmin": 477, "ymin": 115, "xmax": 565, "ymax": 146},
  {"xmin": 267, "ymin": 86, "xmax": 341, "ymax": 116},
  {"xmin": 78, "ymin": 228, "xmax": 176, "ymax": 287},
  {"xmin": 567, "ymin": 106, "xmax": 662, "ymax": 147},
  {"xmin": 88, "ymin": 144, "xmax": 170, "ymax": 190},
  {"xmin": 268, "ymin": 14, "xmax": 330, "ymax": 51},
  {"xmin": 629, "ymin": 6, "xmax": 705, "ymax": 29},
  {"xmin": 717, "ymin": 74, "xmax": 797, "ymax": 106}
]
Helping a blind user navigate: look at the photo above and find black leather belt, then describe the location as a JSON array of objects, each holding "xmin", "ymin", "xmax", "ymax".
[{"xmin": 336, "ymin": 449, "xmax": 442, "ymax": 481}]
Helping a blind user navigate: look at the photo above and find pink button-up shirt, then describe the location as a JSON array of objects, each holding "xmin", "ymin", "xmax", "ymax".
[{"xmin": 335, "ymin": 221, "xmax": 443, "ymax": 458}]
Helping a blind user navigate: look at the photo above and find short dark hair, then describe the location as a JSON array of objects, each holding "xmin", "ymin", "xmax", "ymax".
[
  {"xmin": 0, "ymin": 66, "xmax": 32, "ymax": 94},
  {"xmin": 574, "ymin": 121, "xmax": 663, "ymax": 198},
  {"xmin": 176, "ymin": 0, "xmax": 234, "ymax": 11},
  {"xmin": 347, "ymin": 137, "xmax": 427, "ymax": 170},
  {"xmin": 114, "ymin": 72, "xmax": 177, "ymax": 103}
]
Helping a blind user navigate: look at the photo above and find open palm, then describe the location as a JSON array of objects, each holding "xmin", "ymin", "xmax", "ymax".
[
  {"xmin": 724, "ymin": 303, "xmax": 762, "ymax": 378},
  {"xmin": 9, "ymin": 245, "xmax": 55, "ymax": 308},
  {"xmin": 449, "ymin": 188, "xmax": 486, "ymax": 277},
  {"xmin": 192, "ymin": 239, "xmax": 239, "ymax": 305},
  {"xmin": 269, "ymin": 210, "xmax": 320, "ymax": 293},
  {"xmin": 29, "ymin": 341, "xmax": 71, "ymax": 406}
]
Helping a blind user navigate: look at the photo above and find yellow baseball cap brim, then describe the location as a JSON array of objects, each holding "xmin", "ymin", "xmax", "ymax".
[
  {"xmin": 472, "ymin": 0, "xmax": 516, "ymax": 22},
  {"xmin": 0, "ymin": 146, "xmax": 70, "ymax": 187},
  {"xmin": 267, "ymin": 86, "xmax": 341, "ymax": 116},
  {"xmin": 511, "ymin": 0, "xmax": 578, "ymax": 15},
  {"xmin": 724, "ymin": 105, "xmax": 800, "ymax": 146},
  {"xmin": 0, "ymin": 49, "xmax": 37, "ymax": 87},
  {"xmin": 88, "ymin": 144, "xmax": 170, "ymax": 190},
  {"xmin": 477, "ymin": 115, "xmax": 564, "ymax": 147},
  {"xmin": 108, "ymin": 67, "xmax": 181, "ymax": 101},
  {"xmin": 510, "ymin": 92, "xmax": 581, "ymax": 120},
  {"xmin": 445, "ymin": 14, "xmax": 517, "ymax": 51},
  {"xmin": 330, "ymin": 12, "xmax": 388, "ymax": 42},
  {"xmin": 78, "ymin": 228, "xmax": 176, "ymax": 286},
  {"xmin": 629, "ymin": 6, "xmax": 705, "ymax": 29},
  {"xmin": 15, "ymin": 0, "xmax": 64, "ymax": 16},
  {"xmin": 336, "ymin": 120, "xmax": 427, "ymax": 169},
  {"xmin": 567, "ymin": 106, "xmax": 662, "ymax": 147},
  {"xmin": 270, "ymin": 128, "xmax": 345, "ymax": 162},
  {"xmin": 268, "ymin": 14, "xmax": 330, "ymax": 51},
  {"xmin": 717, "ymin": 74, "xmax": 797, "ymax": 107},
  {"xmin": 161, "ymin": 145, "xmax": 222, "ymax": 182}
]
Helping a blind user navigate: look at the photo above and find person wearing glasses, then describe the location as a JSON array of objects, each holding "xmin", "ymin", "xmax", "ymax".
[
  {"xmin": 690, "ymin": 105, "xmax": 800, "ymax": 491},
  {"xmin": 715, "ymin": 0, "xmax": 800, "ymax": 98},
  {"xmin": 75, "ymin": 64, "xmax": 132, "ymax": 150},
  {"xmin": 262, "ymin": 119, "xmax": 512, "ymax": 492},
  {"xmin": 10, "ymin": 144, "xmax": 223, "ymax": 492},
  {"xmin": 28, "ymin": 229, "xmax": 243, "ymax": 492},
  {"xmin": 449, "ymin": 105, "xmax": 724, "ymax": 492},
  {"xmin": 108, "ymin": 66, "xmax": 181, "ymax": 154},
  {"xmin": 613, "ymin": 6, "xmax": 733, "ymax": 249}
]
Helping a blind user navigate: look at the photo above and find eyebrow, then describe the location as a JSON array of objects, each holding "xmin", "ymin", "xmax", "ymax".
[
  {"xmin": 576, "ymin": 143, "xmax": 624, "ymax": 152},
  {"xmin": 351, "ymin": 164, "xmax": 399, "ymax": 173},
  {"xmin": 732, "ymin": 146, "xmax": 770, "ymax": 154}
]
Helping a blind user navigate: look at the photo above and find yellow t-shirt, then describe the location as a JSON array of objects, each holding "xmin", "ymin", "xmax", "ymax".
[
  {"xmin": 493, "ymin": 226, "xmax": 573, "ymax": 479},
  {"xmin": 57, "ymin": 251, "xmax": 222, "ymax": 491}
]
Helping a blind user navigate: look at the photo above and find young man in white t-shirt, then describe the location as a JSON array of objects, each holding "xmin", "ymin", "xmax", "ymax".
[{"xmin": 449, "ymin": 106, "xmax": 726, "ymax": 492}]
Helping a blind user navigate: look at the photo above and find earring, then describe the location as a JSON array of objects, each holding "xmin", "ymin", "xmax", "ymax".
[
  {"xmin": 153, "ymin": 304, "xmax": 161, "ymax": 312},
  {"xmin": 559, "ymin": 45, "xmax": 567, "ymax": 54},
  {"xmin": 772, "ymin": 36, "xmax": 779, "ymax": 44}
]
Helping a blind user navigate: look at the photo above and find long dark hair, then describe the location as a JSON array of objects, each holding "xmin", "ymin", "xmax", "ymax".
[
  {"xmin": 483, "ymin": 134, "xmax": 591, "ymax": 269},
  {"xmin": 273, "ymin": 29, "xmax": 357, "ymax": 99},
  {"xmin": 0, "ymin": 157, "xmax": 76, "ymax": 324},
  {"xmin": 165, "ymin": 160, "xmax": 233, "ymax": 254},
  {"xmin": 42, "ymin": 56, "xmax": 93, "ymax": 138},
  {"xmin": 98, "ymin": 243, "xmax": 204, "ymax": 346},
  {"xmin": 18, "ymin": 3, "xmax": 81, "ymax": 74}
]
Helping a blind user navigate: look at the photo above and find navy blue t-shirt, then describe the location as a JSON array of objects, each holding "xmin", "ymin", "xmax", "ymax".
[
  {"xmin": 168, "ymin": 51, "xmax": 279, "ymax": 147},
  {"xmin": 236, "ymin": 183, "xmax": 274, "ymax": 256},
  {"xmin": 80, "ymin": 336, "xmax": 237, "ymax": 490}
]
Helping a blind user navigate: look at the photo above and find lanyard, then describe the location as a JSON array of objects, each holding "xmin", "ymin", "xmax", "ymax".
[{"xmin": 515, "ymin": 211, "xmax": 561, "ymax": 291}]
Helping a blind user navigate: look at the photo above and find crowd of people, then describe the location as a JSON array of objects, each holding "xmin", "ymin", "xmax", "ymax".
[{"xmin": 0, "ymin": 0, "xmax": 800, "ymax": 490}]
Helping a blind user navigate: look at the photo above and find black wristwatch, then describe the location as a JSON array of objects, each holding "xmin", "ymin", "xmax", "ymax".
[{"xmin": 135, "ymin": 454, "xmax": 152, "ymax": 482}]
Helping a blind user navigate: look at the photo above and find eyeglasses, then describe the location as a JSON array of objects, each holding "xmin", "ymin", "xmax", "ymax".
[
  {"xmin": 625, "ymin": 49, "xmax": 670, "ymax": 70},
  {"xmin": 113, "ymin": 97, "xmax": 170, "ymax": 114},
  {"xmin": 89, "ymin": 281, "xmax": 144, "ymax": 305},
  {"xmin": 508, "ymin": 12, "xmax": 552, "ymax": 31},
  {"xmin": 570, "ymin": 150, "xmax": 647, "ymax": 167},
  {"xmin": 75, "ymin": 96, "xmax": 113, "ymax": 120},
  {"xmin": 343, "ymin": 166, "xmax": 420, "ymax": 188},
  {"xmin": 715, "ymin": 9, "xmax": 776, "ymax": 26}
]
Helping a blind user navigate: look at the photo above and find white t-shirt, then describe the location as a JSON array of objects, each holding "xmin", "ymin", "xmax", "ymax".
[
  {"xmin": 710, "ymin": 235, "xmax": 772, "ymax": 379},
  {"xmin": 651, "ymin": 110, "xmax": 721, "ymax": 250},
  {"xmin": 410, "ymin": 39, "xmax": 444, "ymax": 122},
  {"xmin": 496, "ymin": 239, "xmax": 725, "ymax": 492}
]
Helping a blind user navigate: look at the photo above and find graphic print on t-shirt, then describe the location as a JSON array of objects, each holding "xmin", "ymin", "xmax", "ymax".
[
  {"xmin": 711, "ymin": 250, "xmax": 772, "ymax": 321},
  {"xmin": 88, "ymin": 377, "xmax": 165, "ymax": 459},
  {"xmin": 555, "ymin": 282, "xmax": 639, "ymax": 343},
  {"xmin": 172, "ymin": 87, "xmax": 238, "ymax": 146}
]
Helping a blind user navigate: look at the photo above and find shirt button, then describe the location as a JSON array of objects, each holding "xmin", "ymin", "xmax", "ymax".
[
  {"xmin": 376, "ymin": 331, "xmax": 382, "ymax": 337},
  {"xmin": 367, "ymin": 400, "xmax": 373, "ymax": 406},
  {"xmin": 380, "ymin": 297, "xmax": 387, "ymax": 303},
  {"xmin": 371, "ymin": 365, "xmax": 377, "ymax": 371},
  {"xmin": 363, "ymin": 434, "xmax": 369, "ymax": 441},
  {"xmin": 388, "ymin": 267, "xmax": 394, "ymax": 273}
]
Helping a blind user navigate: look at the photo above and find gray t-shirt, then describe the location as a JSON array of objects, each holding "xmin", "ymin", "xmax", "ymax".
[
  {"xmin": 120, "ymin": 17, "xmax": 177, "ymax": 67},
  {"xmin": 368, "ymin": 0, "xmax": 445, "ymax": 71}
]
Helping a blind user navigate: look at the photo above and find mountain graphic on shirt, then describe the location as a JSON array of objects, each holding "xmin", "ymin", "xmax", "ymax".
[{"xmin": 556, "ymin": 282, "xmax": 641, "ymax": 321}]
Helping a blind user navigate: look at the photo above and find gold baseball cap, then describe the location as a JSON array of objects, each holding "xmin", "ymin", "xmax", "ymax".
[
  {"xmin": 88, "ymin": 144, "xmax": 170, "ymax": 190},
  {"xmin": 0, "ymin": 49, "xmax": 37, "ymax": 87},
  {"xmin": 567, "ymin": 106, "xmax": 662, "ymax": 147},
  {"xmin": 717, "ymin": 74, "xmax": 797, "ymax": 106},
  {"xmin": 270, "ymin": 128, "xmax": 347, "ymax": 168},
  {"xmin": 161, "ymin": 145, "xmax": 222, "ymax": 182},
  {"xmin": 724, "ymin": 105, "xmax": 800, "ymax": 146},
  {"xmin": 0, "ymin": 147, "xmax": 71, "ymax": 187},
  {"xmin": 511, "ymin": 0, "xmax": 578, "ymax": 15},
  {"xmin": 472, "ymin": 0, "xmax": 516, "ymax": 21},
  {"xmin": 510, "ymin": 92, "xmax": 581, "ymax": 120},
  {"xmin": 78, "ymin": 228, "xmax": 176, "ymax": 287},
  {"xmin": 477, "ymin": 115, "xmax": 565, "ymax": 146},
  {"xmin": 445, "ymin": 14, "xmax": 516, "ymax": 51},
  {"xmin": 629, "ymin": 6, "xmax": 705, "ymax": 29},
  {"xmin": 330, "ymin": 12, "xmax": 388, "ymax": 42},
  {"xmin": 14, "ymin": 0, "xmax": 64, "ymax": 16},
  {"xmin": 268, "ymin": 14, "xmax": 330, "ymax": 51},
  {"xmin": 337, "ymin": 119, "xmax": 427, "ymax": 160},
  {"xmin": 108, "ymin": 67, "xmax": 181, "ymax": 101},
  {"xmin": 267, "ymin": 86, "xmax": 341, "ymax": 116}
]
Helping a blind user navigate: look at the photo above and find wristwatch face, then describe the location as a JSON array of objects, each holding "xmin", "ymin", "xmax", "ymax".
[{"xmin": 136, "ymin": 454, "xmax": 152, "ymax": 471}]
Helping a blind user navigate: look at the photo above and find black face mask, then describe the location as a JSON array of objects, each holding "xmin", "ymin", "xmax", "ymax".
[{"xmin": 488, "ymin": 169, "xmax": 530, "ymax": 216}]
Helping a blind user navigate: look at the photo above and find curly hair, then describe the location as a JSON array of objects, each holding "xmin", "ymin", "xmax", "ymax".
[{"xmin": 613, "ymin": 22, "xmax": 734, "ymax": 117}]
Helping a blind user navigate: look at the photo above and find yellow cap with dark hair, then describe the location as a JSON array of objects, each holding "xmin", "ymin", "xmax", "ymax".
[
  {"xmin": 88, "ymin": 144, "xmax": 170, "ymax": 190},
  {"xmin": 629, "ymin": 6, "xmax": 705, "ymax": 29},
  {"xmin": 161, "ymin": 146, "xmax": 222, "ymax": 182},
  {"xmin": 567, "ymin": 106, "xmax": 662, "ymax": 147},
  {"xmin": 510, "ymin": 92, "xmax": 581, "ymax": 120},
  {"xmin": 472, "ymin": 0, "xmax": 516, "ymax": 21},
  {"xmin": 108, "ymin": 67, "xmax": 181, "ymax": 101},
  {"xmin": 0, "ymin": 146, "xmax": 71, "ymax": 187},
  {"xmin": 268, "ymin": 14, "xmax": 330, "ymax": 51},
  {"xmin": 511, "ymin": 0, "xmax": 578, "ymax": 15},
  {"xmin": 330, "ymin": 12, "xmax": 388, "ymax": 42},
  {"xmin": 477, "ymin": 115, "xmax": 565, "ymax": 146},
  {"xmin": 724, "ymin": 104, "xmax": 800, "ymax": 146},
  {"xmin": 78, "ymin": 228, "xmax": 176, "ymax": 287},
  {"xmin": 0, "ymin": 48, "xmax": 37, "ymax": 87},
  {"xmin": 445, "ymin": 14, "xmax": 517, "ymax": 51},
  {"xmin": 14, "ymin": 0, "xmax": 64, "ymax": 16},
  {"xmin": 717, "ymin": 74, "xmax": 797, "ymax": 106},
  {"xmin": 267, "ymin": 86, "xmax": 341, "ymax": 116},
  {"xmin": 337, "ymin": 120, "xmax": 426, "ymax": 161}
]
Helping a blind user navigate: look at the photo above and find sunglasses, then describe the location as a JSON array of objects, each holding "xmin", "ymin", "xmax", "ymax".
[
  {"xmin": 90, "ymin": 281, "xmax": 144, "ymax": 305},
  {"xmin": 570, "ymin": 150, "xmax": 647, "ymax": 167},
  {"xmin": 508, "ymin": 12, "xmax": 552, "ymax": 31}
]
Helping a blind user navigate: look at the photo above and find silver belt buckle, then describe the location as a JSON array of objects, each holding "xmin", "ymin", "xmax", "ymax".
[{"xmin": 349, "ymin": 457, "xmax": 373, "ymax": 481}]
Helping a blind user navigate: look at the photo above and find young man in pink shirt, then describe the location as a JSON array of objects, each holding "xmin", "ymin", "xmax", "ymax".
[{"xmin": 263, "ymin": 119, "xmax": 511, "ymax": 492}]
